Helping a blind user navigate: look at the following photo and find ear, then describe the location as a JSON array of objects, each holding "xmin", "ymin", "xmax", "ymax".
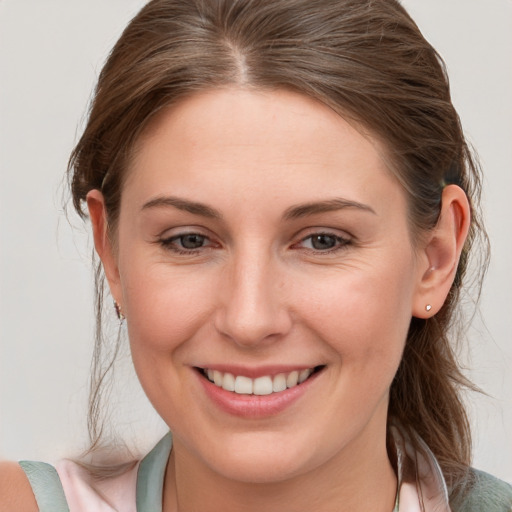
[
  {"xmin": 412, "ymin": 185, "xmax": 471, "ymax": 318},
  {"xmin": 86, "ymin": 190, "xmax": 123, "ymax": 305}
]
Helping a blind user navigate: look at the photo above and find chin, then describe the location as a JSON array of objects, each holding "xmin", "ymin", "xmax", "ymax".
[
  {"xmin": 196, "ymin": 430, "xmax": 323, "ymax": 484},
  {"xmin": 209, "ymin": 453, "xmax": 310, "ymax": 485}
]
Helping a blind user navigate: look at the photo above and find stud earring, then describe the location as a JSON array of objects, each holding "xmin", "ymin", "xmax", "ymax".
[
  {"xmin": 113, "ymin": 299, "xmax": 126, "ymax": 321},
  {"xmin": 425, "ymin": 304, "xmax": 432, "ymax": 312}
]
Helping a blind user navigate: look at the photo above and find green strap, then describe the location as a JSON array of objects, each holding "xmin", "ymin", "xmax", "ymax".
[
  {"xmin": 18, "ymin": 461, "xmax": 70, "ymax": 512},
  {"xmin": 393, "ymin": 490, "xmax": 400, "ymax": 512},
  {"xmin": 136, "ymin": 432, "xmax": 173, "ymax": 512}
]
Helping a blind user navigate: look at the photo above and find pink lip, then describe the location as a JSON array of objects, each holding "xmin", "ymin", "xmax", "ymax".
[{"xmin": 195, "ymin": 367, "xmax": 323, "ymax": 419}]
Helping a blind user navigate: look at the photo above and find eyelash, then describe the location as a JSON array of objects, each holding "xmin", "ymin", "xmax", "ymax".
[{"xmin": 159, "ymin": 231, "xmax": 351, "ymax": 256}]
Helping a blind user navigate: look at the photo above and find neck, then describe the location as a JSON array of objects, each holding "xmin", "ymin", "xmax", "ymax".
[{"xmin": 163, "ymin": 421, "xmax": 397, "ymax": 512}]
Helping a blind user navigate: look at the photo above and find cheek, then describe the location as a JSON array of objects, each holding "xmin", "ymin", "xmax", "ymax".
[
  {"xmin": 293, "ymin": 258, "xmax": 415, "ymax": 369},
  {"xmin": 120, "ymin": 263, "xmax": 218, "ymax": 417},
  {"xmin": 119, "ymin": 256, "xmax": 219, "ymax": 357}
]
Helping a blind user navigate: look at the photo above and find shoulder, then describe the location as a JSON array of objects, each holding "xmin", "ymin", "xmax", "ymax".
[
  {"xmin": 0, "ymin": 461, "xmax": 38, "ymax": 511},
  {"xmin": 453, "ymin": 468, "xmax": 512, "ymax": 512},
  {"xmin": 55, "ymin": 457, "xmax": 139, "ymax": 511}
]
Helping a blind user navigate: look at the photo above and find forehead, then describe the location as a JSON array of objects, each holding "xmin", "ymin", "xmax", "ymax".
[{"xmin": 123, "ymin": 88, "xmax": 405, "ymax": 218}]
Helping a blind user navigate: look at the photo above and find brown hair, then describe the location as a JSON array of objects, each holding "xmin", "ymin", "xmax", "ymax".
[{"xmin": 69, "ymin": 0, "xmax": 488, "ymax": 498}]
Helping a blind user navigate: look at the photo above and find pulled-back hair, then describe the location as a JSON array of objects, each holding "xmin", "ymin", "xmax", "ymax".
[{"xmin": 69, "ymin": 0, "xmax": 488, "ymax": 499}]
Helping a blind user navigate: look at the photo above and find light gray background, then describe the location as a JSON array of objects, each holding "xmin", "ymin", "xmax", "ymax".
[{"xmin": 1, "ymin": 0, "xmax": 511, "ymax": 482}]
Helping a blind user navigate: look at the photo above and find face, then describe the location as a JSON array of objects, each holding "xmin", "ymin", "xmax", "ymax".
[{"xmin": 103, "ymin": 89, "xmax": 425, "ymax": 483}]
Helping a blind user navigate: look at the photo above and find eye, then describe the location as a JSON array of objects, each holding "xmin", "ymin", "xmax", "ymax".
[
  {"xmin": 160, "ymin": 232, "xmax": 214, "ymax": 254},
  {"xmin": 175, "ymin": 234, "xmax": 207, "ymax": 249},
  {"xmin": 297, "ymin": 232, "xmax": 350, "ymax": 252}
]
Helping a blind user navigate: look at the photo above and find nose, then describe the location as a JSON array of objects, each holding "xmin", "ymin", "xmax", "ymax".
[{"xmin": 214, "ymin": 249, "xmax": 293, "ymax": 348}]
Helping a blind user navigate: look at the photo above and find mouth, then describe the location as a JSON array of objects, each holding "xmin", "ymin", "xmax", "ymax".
[{"xmin": 196, "ymin": 366, "xmax": 325, "ymax": 396}]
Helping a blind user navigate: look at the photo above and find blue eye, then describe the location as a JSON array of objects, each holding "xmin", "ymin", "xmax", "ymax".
[
  {"xmin": 299, "ymin": 233, "xmax": 349, "ymax": 252},
  {"xmin": 309, "ymin": 234, "xmax": 337, "ymax": 250},
  {"xmin": 176, "ymin": 234, "xmax": 207, "ymax": 249},
  {"xmin": 160, "ymin": 233, "xmax": 211, "ymax": 254}
]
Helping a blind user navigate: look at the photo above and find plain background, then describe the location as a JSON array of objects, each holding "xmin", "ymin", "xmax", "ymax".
[{"xmin": 1, "ymin": 0, "xmax": 511, "ymax": 483}]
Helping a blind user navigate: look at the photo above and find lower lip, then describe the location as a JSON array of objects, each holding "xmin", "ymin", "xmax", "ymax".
[{"xmin": 196, "ymin": 370, "xmax": 322, "ymax": 418}]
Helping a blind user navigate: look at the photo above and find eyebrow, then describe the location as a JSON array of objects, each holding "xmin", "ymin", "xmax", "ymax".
[
  {"xmin": 283, "ymin": 198, "xmax": 376, "ymax": 220},
  {"xmin": 141, "ymin": 195, "xmax": 376, "ymax": 220},
  {"xmin": 142, "ymin": 196, "xmax": 223, "ymax": 219}
]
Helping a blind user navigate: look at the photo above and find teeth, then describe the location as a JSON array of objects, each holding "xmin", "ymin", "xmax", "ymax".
[
  {"xmin": 204, "ymin": 367, "xmax": 318, "ymax": 395},
  {"xmin": 213, "ymin": 370, "xmax": 223, "ymax": 387},
  {"xmin": 253, "ymin": 376, "xmax": 273, "ymax": 395},
  {"xmin": 222, "ymin": 373, "xmax": 235, "ymax": 392},
  {"xmin": 272, "ymin": 373, "xmax": 287, "ymax": 393},
  {"xmin": 286, "ymin": 371, "xmax": 298, "ymax": 388},
  {"xmin": 235, "ymin": 375, "xmax": 253, "ymax": 394},
  {"xmin": 298, "ymin": 368, "xmax": 313, "ymax": 383}
]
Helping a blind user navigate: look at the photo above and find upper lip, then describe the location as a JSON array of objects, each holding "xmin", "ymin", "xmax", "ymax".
[{"xmin": 194, "ymin": 364, "xmax": 324, "ymax": 379}]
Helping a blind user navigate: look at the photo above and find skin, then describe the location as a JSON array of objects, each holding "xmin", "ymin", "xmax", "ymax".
[
  {"xmin": 0, "ymin": 462, "xmax": 38, "ymax": 511},
  {"xmin": 85, "ymin": 89, "xmax": 469, "ymax": 512}
]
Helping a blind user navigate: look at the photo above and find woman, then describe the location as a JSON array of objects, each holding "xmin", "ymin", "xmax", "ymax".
[{"xmin": 1, "ymin": 0, "xmax": 511, "ymax": 510}]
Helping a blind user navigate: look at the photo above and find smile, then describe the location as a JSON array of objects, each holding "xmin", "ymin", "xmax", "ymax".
[{"xmin": 200, "ymin": 367, "xmax": 323, "ymax": 396}]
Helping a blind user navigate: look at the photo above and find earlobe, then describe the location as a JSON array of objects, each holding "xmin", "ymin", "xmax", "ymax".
[
  {"xmin": 412, "ymin": 185, "xmax": 471, "ymax": 318},
  {"xmin": 86, "ymin": 190, "xmax": 122, "ymax": 301}
]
